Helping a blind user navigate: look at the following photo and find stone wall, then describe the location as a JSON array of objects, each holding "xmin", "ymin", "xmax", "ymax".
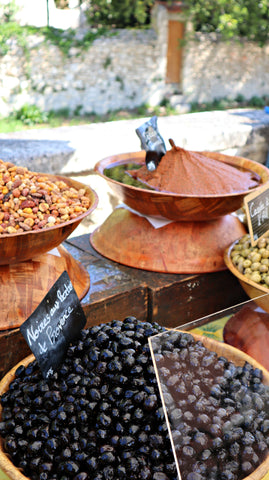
[
  {"xmin": 0, "ymin": 28, "xmax": 166, "ymax": 117},
  {"xmin": 182, "ymin": 33, "xmax": 269, "ymax": 104},
  {"xmin": 1, "ymin": 4, "xmax": 269, "ymax": 116}
]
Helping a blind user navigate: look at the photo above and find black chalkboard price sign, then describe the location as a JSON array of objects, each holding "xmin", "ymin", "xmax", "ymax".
[
  {"xmin": 244, "ymin": 184, "xmax": 269, "ymax": 246},
  {"xmin": 20, "ymin": 270, "xmax": 86, "ymax": 379}
]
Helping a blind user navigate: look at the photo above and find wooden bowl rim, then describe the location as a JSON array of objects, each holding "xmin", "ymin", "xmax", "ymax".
[
  {"xmin": 224, "ymin": 239, "xmax": 269, "ymax": 294},
  {"xmin": 95, "ymin": 150, "xmax": 269, "ymax": 200},
  {"xmin": 1, "ymin": 335, "xmax": 269, "ymax": 480},
  {"xmin": 0, "ymin": 174, "xmax": 98, "ymax": 239}
]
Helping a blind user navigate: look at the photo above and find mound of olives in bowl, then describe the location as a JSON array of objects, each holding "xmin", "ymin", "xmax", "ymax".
[
  {"xmin": 0, "ymin": 318, "xmax": 269, "ymax": 480},
  {"xmin": 230, "ymin": 233, "xmax": 269, "ymax": 287}
]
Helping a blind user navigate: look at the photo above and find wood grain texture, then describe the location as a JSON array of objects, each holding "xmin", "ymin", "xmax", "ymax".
[
  {"xmin": 90, "ymin": 207, "xmax": 247, "ymax": 273},
  {"xmin": 94, "ymin": 151, "xmax": 269, "ymax": 221},
  {"xmin": 0, "ymin": 244, "xmax": 90, "ymax": 330},
  {"xmin": 223, "ymin": 302, "xmax": 269, "ymax": 370},
  {"xmin": 0, "ymin": 175, "xmax": 98, "ymax": 265}
]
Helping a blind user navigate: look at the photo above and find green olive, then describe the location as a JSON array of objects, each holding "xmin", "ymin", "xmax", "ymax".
[
  {"xmin": 251, "ymin": 262, "xmax": 261, "ymax": 271},
  {"xmin": 258, "ymin": 238, "xmax": 267, "ymax": 249},
  {"xmin": 232, "ymin": 254, "xmax": 242, "ymax": 265},
  {"xmin": 241, "ymin": 248, "xmax": 251, "ymax": 258},
  {"xmin": 243, "ymin": 259, "xmax": 252, "ymax": 269},
  {"xmin": 259, "ymin": 264, "xmax": 268, "ymax": 273},
  {"xmin": 252, "ymin": 252, "xmax": 262, "ymax": 262},
  {"xmin": 250, "ymin": 272, "xmax": 262, "ymax": 283}
]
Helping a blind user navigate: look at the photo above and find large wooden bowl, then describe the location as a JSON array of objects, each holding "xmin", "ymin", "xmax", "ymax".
[
  {"xmin": 90, "ymin": 207, "xmax": 247, "ymax": 273},
  {"xmin": 224, "ymin": 239, "xmax": 269, "ymax": 312},
  {"xmin": 0, "ymin": 175, "xmax": 98, "ymax": 265},
  {"xmin": 94, "ymin": 151, "xmax": 269, "ymax": 221},
  {"xmin": 150, "ymin": 331, "xmax": 269, "ymax": 480},
  {"xmin": 1, "ymin": 334, "xmax": 269, "ymax": 480}
]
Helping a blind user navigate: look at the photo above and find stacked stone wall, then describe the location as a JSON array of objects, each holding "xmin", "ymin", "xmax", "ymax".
[{"xmin": 1, "ymin": 5, "xmax": 269, "ymax": 117}]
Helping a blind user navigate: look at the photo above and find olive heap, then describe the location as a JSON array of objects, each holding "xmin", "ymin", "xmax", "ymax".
[
  {"xmin": 0, "ymin": 319, "xmax": 268, "ymax": 480},
  {"xmin": 153, "ymin": 330, "xmax": 269, "ymax": 480},
  {"xmin": 0, "ymin": 318, "xmax": 176, "ymax": 480},
  {"xmin": 230, "ymin": 233, "xmax": 269, "ymax": 287}
]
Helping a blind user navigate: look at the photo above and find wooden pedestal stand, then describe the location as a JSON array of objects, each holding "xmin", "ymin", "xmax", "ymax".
[
  {"xmin": 90, "ymin": 208, "xmax": 247, "ymax": 274},
  {"xmin": 0, "ymin": 244, "xmax": 90, "ymax": 331}
]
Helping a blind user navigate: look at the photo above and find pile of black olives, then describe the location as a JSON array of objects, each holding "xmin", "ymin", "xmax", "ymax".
[
  {"xmin": 152, "ymin": 330, "xmax": 269, "ymax": 480},
  {"xmin": 0, "ymin": 318, "xmax": 176, "ymax": 480},
  {"xmin": 0, "ymin": 318, "xmax": 268, "ymax": 480}
]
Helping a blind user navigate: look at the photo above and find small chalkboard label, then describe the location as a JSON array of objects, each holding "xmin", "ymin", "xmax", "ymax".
[
  {"xmin": 20, "ymin": 271, "xmax": 86, "ymax": 379},
  {"xmin": 244, "ymin": 184, "xmax": 269, "ymax": 246}
]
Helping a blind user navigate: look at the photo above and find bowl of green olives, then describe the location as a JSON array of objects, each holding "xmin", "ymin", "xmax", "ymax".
[{"xmin": 224, "ymin": 233, "xmax": 269, "ymax": 311}]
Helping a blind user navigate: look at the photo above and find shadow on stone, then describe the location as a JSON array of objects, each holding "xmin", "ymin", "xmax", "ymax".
[{"xmin": 0, "ymin": 139, "xmax": 75, "ymax": 174}]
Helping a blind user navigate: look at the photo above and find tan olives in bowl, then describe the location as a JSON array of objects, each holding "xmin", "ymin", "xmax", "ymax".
[
  {"xmin": 229, "ymin": 234, "xmax": 269, "ymax": 287},
  {"xmin": 224, "ymin": 234, "xmax": 269, "ymax": 313}
]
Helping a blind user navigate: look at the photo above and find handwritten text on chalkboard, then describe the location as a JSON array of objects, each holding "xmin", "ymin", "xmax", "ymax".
[
  {"xmin": 244, "ymin": 185, "xmax": 269, "ymax": 245},
  {"xmin": 20, "ymin": 271, "xmax": 86, "ymax": 378}
]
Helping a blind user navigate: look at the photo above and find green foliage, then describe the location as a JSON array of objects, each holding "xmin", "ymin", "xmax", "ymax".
[
  {"xmin": 84, "ymin": 0, "xmax": 154, "ymax": 28},
  {"xmin": 41, "ymin": 26, "xmax": 109, "ymax": 55},
  {"xmin": 14, "ymin": 104, "xmax": 49, "ymax": 126},
  {"xmin": 190, "ymin": 94, "xmax": 269, "ymax": 112},
  {"xmin": 0, "ymin": 21, "xmax": 109, "ymax": 58},
  {"xmin": 0, "ymin": 22, "xmax": 37, "ymax": 56},
  {"xmin": 182, "ymin": 0, "xmax": 269, "ymax": 46},
  {"xmin": 0, "ymin": 0, "xmax": 19, "ymax": 22}
]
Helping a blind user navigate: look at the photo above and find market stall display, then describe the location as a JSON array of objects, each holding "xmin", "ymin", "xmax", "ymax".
[
  {"xmin": 0, "ymin": 160, "xmax": 98, "ymax": 329},
  {"xmin": 91, "ymin": 148, "xmax": 269, "ymax": 273},
  {"xmin": 0, "ymin": 319, "xmax": 268, "ymax": 480}
]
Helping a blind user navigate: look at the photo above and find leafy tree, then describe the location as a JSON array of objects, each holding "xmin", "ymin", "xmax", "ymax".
[
  {"xmin": 182, "ymin": 0, "xmax": 269, "ymax": 46},
  {"xmin": 84, "ymin": 0, "xmax": 154, "ymax": 28}
]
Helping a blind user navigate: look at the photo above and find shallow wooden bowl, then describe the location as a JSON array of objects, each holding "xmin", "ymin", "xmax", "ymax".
[
  {"xmin": 94, "ymin": 150, "xmax": 269, "ymax": 221},
  {"xmin": 0, "ymin": 175, "xmax": 98, "ymax": 265},
  {"xmin": 1, "ymin": 336, "xmax": 269, "ymax": 480},
  {"xmin": 223, "ymin": 302, "xmax": 269, "ymax": 370},
  {"xmin": 224, "ymin": 239, "xmax": 269, "ymax": 312}
]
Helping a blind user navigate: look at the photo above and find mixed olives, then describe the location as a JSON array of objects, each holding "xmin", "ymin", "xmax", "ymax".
[
  {"xmin": 230, "ymin": 233, "xmax": 269, "ymax": 287},
  {"xmin": 0, "ymin": 318, "xmax": 268, "ymax": 480}
]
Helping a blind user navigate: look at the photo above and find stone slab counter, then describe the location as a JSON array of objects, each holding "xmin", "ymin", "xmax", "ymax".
[{"xmin": 0, "ymin": 109, "xmax": 269, "ymax": 175}]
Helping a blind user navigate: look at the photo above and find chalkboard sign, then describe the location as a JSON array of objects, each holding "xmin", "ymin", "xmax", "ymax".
[
  {"xmin": 244, "ymin": 184, "xmax": 269, "ymax": 246},
  {"xmin": 20, "ymin": 271, "xmax": 86, "ymax": 379}
]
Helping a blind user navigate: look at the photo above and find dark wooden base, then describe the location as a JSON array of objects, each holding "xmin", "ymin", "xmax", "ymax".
[{"xmin": 0, "ymin": 234, "xmax": 248, "ymax": 379}]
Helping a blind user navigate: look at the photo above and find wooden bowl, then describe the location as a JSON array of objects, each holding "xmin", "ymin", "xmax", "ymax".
[
  {"xmin": 223, "ymin": 302, "xmax": 269, "ymax": 370},
  {"xmin": 90, "ymin": 207, "xmax": 247, "ymax": 273},
  {"xmin": 224, "ymin": 239, "xmax": 269, "ymax": 312},
  {"xmin": 0, "ymin": 175, "xmax": 98, "ymax": 265},
  {"xmin": 1, "ymin": 335, "xmax": 269, "ymax": 480},
  {"xmin": 151, "ymin": 331, "xmax": 269, "ymax": 480},
  {"xmin": 94, "ymin": 151, "xmax": 269, "ymax": 222}
]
